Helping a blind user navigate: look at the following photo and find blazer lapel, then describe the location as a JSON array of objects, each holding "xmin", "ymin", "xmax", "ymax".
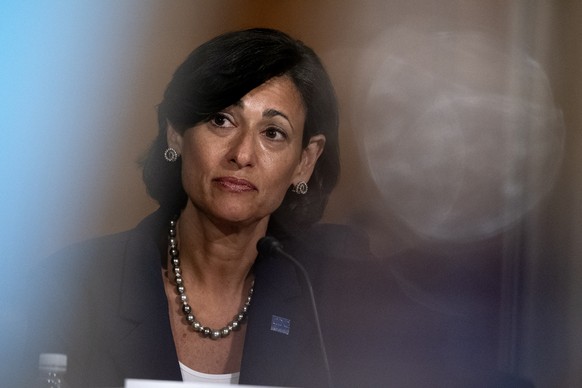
[
  {"xmin": 239, "ymin": 253, "xmax": 327, "ymax": 387},
  {"xmin": 109, "ymin": 213, "xmax": 181, "ymax": 381}
]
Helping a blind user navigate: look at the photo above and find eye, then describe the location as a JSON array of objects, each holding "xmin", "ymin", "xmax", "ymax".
[
  {"xmin": 263, "ymin": 127, "xmax": 288, "ymax": 141},
  {"xmin": 208, "ymin": 113, "xmax": 235, "ymax": 128}
]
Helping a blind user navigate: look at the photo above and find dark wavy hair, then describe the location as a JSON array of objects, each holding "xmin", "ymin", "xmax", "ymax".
[{"xmin": 141, "ymin": 28, "xmax": 339, "ymax": 236}]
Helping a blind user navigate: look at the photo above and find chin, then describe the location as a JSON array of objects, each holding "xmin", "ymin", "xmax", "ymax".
[
  {"xmin": 197, "ymin": 198, "xmax": 277, "ymax": 227},
  {"xmin": 211, "ymin": 208, "xmax": 266, "ymax": 226}
]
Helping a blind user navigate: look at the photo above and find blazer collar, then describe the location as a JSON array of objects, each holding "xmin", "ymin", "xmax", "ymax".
[
  {"xmin": 239, "ymin": 250, "xmax": 327, "ymax": 387},
  {"xmin": 118, "ymin": 209, "xmax": 169, "ymax": 322},
  {"xmin": 112, "ymin": 209, "xmax": 181, "ymax": 381}
]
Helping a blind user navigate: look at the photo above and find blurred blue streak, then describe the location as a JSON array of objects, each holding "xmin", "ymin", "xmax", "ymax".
[{"xmin": 0, "ymin": 1, "xmax": 154, "ymax": 380}]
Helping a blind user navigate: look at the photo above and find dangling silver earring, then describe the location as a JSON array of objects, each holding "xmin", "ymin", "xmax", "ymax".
[
  {"xmin": 164, "ymin": 147, "xmax": 179, "ymax": 162},
  {"xmin": 292, "ymin": 181, "xmax": 308, "ymax": 195}
]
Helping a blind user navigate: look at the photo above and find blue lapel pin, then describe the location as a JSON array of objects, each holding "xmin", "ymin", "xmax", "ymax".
[{"xmin": 270, "ymin": 315, "xmax": 291, "ymax": 335}]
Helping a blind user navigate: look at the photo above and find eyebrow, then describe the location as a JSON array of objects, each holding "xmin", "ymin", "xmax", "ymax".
[
  {"xmin": 233, "ymin": 100, "xmax": 294, "ymax": 130},
  {"xmin": 263, "ymin": 108, "xmax": 292, "ymax": 127}
]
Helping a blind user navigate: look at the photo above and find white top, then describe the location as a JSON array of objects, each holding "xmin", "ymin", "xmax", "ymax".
[{"xmin": 179, "ymin": 362, "xmax": 240, "ymax": 385}]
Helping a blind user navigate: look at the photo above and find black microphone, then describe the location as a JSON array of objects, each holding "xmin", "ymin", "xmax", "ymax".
[
  {"xmin": 257, "ymin": 236, "xmax": 333, "ymax": 388},
  {"xmin": 256, "ymin": 236, "xmax": 284, "ymax": 256}
]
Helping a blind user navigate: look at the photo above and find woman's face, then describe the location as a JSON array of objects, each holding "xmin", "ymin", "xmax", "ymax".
[{"xmin": 167, "ymin": 76, "xmax": 325, "ymax": 227}]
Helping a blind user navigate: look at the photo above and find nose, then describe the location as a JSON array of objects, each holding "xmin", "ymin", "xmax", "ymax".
[{"xmin": 228, "ymin": 129, "xmax": 257, "ymax": 168}]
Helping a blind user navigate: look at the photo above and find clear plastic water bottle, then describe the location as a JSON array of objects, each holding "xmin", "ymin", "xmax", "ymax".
[{"xmin": 36, "ymin": 353, "xmax": 70, "ymax": 388}]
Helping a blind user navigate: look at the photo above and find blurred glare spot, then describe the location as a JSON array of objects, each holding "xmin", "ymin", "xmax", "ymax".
[{"xmin": 353, "ymin": 25, "xmax": 564, "ymax": 242}]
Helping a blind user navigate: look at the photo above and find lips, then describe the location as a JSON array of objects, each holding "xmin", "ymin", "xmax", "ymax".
[{"xmin": 213, "ymin": 176, "xmax": 257, "ymax": 192}]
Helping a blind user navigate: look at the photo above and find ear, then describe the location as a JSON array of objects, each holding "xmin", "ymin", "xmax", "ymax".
[
  {"xmin": 293, "ymin": 134, "xmax": 326, "ymax": 184},
  {"xmin": 166, "ymin": 122, "xmax": 184, "ymax": 153}
]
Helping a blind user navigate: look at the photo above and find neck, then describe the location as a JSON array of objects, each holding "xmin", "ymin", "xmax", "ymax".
[{"xmin": 174, "ymin": 203, "xmax": 267, "ymax": 294}]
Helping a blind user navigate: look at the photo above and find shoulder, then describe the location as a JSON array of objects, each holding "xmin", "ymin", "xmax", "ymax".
[
  {"xmin": 45, "ymin": 230, "xmax": 130, "ymax": 267},
  {"xmin": 283, "ymin": 223, "xmax": 374, "ymax": 264},
  {"xmin": 34, "ymin": 209, "xmax": 168, "ymax": 279},
  {"xmin": 26, "ymin": 209, "xmax": 170, "ymax": 321}
]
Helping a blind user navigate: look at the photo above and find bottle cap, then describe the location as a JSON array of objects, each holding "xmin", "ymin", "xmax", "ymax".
[{"xmin": 38, "ymin": 353, "xmax": 67, "ymax": 372}]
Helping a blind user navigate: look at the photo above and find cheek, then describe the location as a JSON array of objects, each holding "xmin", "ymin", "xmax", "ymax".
[
  {"xmin": 179, "ymin": 145, "xmax": 213, "ymax": 189},
  {"xmin": 183, "ymin": 135, "xmax": 220, "ymax": 170},
  {"xmin": 266, "ymin": 146, "xmax": 294, "ymax": 166},
  {"xmin": 266, "ymin": 157, "xmax": 300, "ymax": 193}
]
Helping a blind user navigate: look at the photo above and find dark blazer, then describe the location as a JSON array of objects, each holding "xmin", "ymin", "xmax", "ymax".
[
  {"xmin": 20, "ymin": 210, "xmax": 532, "ymax": 387},
  {"xmin": 21, "ymin": 210, "xmax": 367, "ymax": 387}
]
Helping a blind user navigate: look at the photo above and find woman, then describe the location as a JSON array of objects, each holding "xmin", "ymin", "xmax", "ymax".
[
  {"xmin": 23, "ymin": 28, "xmax": 352, "ymax": 387},
  {"xmin": 144, "ymin": 27, "xmax": 339, "ymax": 384}
]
